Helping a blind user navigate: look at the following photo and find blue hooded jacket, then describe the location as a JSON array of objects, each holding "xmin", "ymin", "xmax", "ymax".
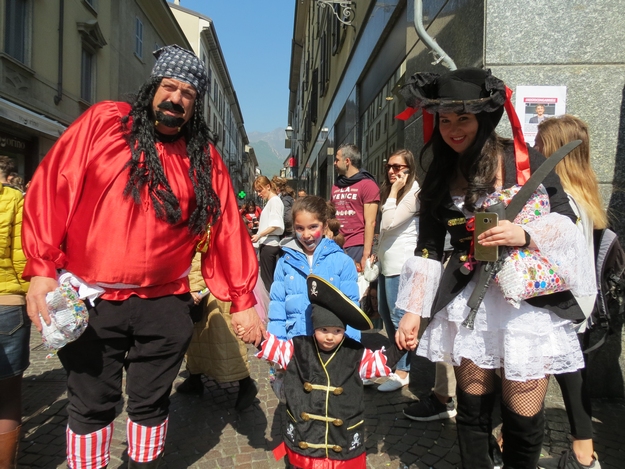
[{"xmin": 267, "ymin": 236, "xmax": 361, "ymax": 341}]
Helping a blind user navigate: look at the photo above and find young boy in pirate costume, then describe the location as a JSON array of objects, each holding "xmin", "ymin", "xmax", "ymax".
[{"xmin": 256, "ymin": 275, "xmax": 404, "ymax": 469}]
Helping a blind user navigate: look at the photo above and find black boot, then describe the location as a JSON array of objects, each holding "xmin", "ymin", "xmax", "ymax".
[
  {"xmin": 455, "ymin": 388, "xmax": 496, "ymax": 469},
  {"xmin": 128, "ymin": 456, "xmax": 161, "ymax": 468},
  {"xmin": 175, "ymin": 373, "xmax": 204, "ymax": 396},
  {"xmin": 235, "ymin": 376, "xmax": 258, "ymax": 411},
  {"xmin": 501, "ymin": 404, "xmax": 545, "ymax": 469}
]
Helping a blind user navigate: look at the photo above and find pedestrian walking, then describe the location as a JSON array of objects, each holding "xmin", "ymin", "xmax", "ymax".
[
  {"xmin": 0, "ymin": 156, "xmax": 30, "ymax": 469},
  {"xmin": 241, "ymin": 200, "xmax": 261, "ymax": 235},
  {"xmin": 251, "ymin": 176, "xmax": 284, "ymax": 292},
  {"xmin": 22, "ymin": 45, "xmax": 262, "ymax": 469}
]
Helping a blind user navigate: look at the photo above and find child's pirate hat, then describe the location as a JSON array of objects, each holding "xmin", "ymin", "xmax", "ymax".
[{"xmin": 307, "ymin": 274, "xmax": 373, "ymax": 331}]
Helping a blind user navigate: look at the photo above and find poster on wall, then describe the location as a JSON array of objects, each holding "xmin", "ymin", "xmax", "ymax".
[{"xmin": 514, "ymin": 86, "xmax": 567, "ymax": 147}]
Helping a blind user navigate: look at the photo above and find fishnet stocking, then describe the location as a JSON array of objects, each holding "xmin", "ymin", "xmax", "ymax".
[
  {"xmin": 454, "ymin": 358, "xmax": 496, "ymax": 395},
  {"xmin": 502, "ymin": 375, "xmax": 549, "ymax": 417},
  {"xmin": 455, "ymin": 359, "xmax": 549, "ymax": 417}
]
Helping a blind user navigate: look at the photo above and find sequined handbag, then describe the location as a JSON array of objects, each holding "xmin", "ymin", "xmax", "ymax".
[{"xmin": 481, "ymin": 184, "xmax": 568, "ymax": 307}]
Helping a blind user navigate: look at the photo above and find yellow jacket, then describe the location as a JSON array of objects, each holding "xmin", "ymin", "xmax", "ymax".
[{"xmin": 0, "ymin": 184, "xmax": 29, "ymax": 301}]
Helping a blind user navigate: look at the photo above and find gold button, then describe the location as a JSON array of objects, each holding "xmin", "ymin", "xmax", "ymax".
[
  {"xmin": 333, "ymin": 419, "xmax": 343, "ymax": 426},
  {"xmin": 300, "ymin": 412, "xmax": 310, "ymax": 421},
  {"xmin": 332, "ymin": 445, "xmax": 342, "ymax": 452},
  {"xmin": 299, "ymin": 442, "xmax": 309, "ymax": 449},
  {"xmin": 459, "ymin": 255, "xmax": 467, "ymax": 262},
  {"xmin": 333, "ymin": 387, "xmax": 343, "ymax": 395},
  {"xmin": 303, "ymin": 382, "xmax": 313, "ymax": 392}
]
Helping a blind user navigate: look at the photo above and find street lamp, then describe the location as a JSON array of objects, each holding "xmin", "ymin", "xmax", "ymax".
[
  {"xmin": 285, "ymin": 125, "xmax": 294, "ymax": 140},
  {"xmin": 320, "ymin": 127, "xmax": 329, "ymax": 140}
]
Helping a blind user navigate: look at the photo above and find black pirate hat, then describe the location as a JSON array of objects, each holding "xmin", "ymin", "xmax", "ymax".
[
  {"xmin": 399, "ymin": 68, "xmax": 506, "ymax": 127},
  {"xmin": 307, "ymin": 274, "xmax": 373, "ymax": 331},
  {"xmin": 397, "ymin": 68, "xmax": 531, "ymax": 182}
]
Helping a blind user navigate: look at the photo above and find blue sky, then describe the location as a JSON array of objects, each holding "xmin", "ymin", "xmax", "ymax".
[{"xmin": 176, "ymin": 1, "xmax": 295, "ymax": 134}]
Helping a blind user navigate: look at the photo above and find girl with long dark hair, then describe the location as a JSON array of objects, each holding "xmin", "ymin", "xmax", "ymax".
[{"xmin": 394, "ymin": 69, "xmax": 595, "ymax": 468}]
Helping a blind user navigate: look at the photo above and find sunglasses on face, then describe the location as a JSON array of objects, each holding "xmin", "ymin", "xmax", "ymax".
[{"xmin": 385, "ymin": 164, "xmax": 408, "ymax": 172}]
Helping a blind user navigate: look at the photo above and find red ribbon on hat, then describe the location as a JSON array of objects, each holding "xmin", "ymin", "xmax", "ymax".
[
  {"xmin": 395, "ymin": 106, "xmax": 417, "ymax": 121},
  {"xmin": 395, "ymin": 86, "xmax": 530, "ymax": 184},
  {"xmin": 395, "ymin": 108, "xmax": 434, "ymax": 143},
  {"xmin": 504, "ymin": 86, "xmax": 530, "ymax": 184}
]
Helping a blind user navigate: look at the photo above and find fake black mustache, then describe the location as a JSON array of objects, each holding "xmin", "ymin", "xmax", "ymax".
[{"xmin": 157, "ymin": 101, "xmax": 185, "ymax": 114}]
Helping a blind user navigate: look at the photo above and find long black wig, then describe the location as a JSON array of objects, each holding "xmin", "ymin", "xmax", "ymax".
[
  {"xmin": 120, "ymin": 77, "xmax": 221, "ymax": 235},
  {"xmin": 418, "ymin": 111, "xmax": 509, "ymax": 219}
]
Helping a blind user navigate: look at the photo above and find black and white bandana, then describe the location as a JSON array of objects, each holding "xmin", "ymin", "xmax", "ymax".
[{"xmin": 151, "ymin": 44, "xmax": 207, "ymax": 96}]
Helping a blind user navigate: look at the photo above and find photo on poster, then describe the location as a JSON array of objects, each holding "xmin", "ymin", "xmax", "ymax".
[{"xmin": 514, "ymin": 86, "xmax": 567, "ymax": 147}]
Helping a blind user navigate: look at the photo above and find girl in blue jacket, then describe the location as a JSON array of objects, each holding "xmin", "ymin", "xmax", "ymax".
[{"xmin": 267, "ymin": 195, "xmax": 361, "ymax": 342}]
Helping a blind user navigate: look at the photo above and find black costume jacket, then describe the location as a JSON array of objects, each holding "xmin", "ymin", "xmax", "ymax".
[
  {"xmin": 416, "ymin": 144, "xmax": 584, "ymax": 321},
  {"xmin": 283, "ymin": 335, "xmax": 366, "ymax": 460}
]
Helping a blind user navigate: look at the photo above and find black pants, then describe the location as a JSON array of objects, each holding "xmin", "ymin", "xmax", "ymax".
[
  {"xmin": 259, "ymin": 244, "xmax": 281, "ymax": 292},
  {"xmin": 58, "ymin": 294, "xmax": 194, "ymax": 434},
  {"xmin": 554, "ymin": 369, "xmax": 593, "ymax": 439}
]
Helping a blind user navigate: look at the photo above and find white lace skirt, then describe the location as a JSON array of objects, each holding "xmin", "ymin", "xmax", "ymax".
[{"xmin": 417, "ymin": 278, "xmax": 585, "ymax": 382}]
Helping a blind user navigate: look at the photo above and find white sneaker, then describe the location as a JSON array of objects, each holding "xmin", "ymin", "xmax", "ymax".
[
  {"xmin": 377, "ymin": 373, "xmax": 409, "ymax": 392},
  {"xmin": 362, "ymin": 378, "xmax": 376, "ymax": 386}
]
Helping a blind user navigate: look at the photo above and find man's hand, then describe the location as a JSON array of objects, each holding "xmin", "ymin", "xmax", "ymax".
[
  {"xmin": 396, "ymin": 313, "xmax": 421, "ymax": 351},
  {"xmin": 26, "ymin": 276, "xmax": 59, "ymax": 332},
  {"xmin": 362, "ymin": 202, "xmax": 379, "ymax": 271},
  {"xmin": 232, "ymin": 307, "xmax": 266, "ymax": 347}
]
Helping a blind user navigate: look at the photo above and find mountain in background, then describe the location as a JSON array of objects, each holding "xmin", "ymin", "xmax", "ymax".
[{"xmin": 249, "ymin": 128, "xmax": 290, "ymax": 177}]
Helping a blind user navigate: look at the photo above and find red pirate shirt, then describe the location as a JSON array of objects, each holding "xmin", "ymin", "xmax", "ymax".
[{"xmin": 23, "ymin": 101, "xmax": 257, "ymax": 310}]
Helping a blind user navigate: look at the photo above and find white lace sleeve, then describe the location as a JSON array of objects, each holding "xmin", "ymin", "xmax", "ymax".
[
  {"xmin": 522, "ymin": 212, "xmax": 596, "ymax": 297},
  {"xmin": 395, "ymin": 256, "xmax": 443, "ymax": 318}
]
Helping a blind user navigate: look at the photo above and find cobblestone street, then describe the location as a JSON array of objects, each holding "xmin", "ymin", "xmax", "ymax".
[{"xmin": 17, "ymin": 329, "xmax": 625, "ymax": 468}]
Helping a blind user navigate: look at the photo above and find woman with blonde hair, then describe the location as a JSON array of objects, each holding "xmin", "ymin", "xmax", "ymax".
[
  {"xmin": 252, "ymin": 176, "xmax": 284, "ymax": 292},
  {"xmin": 534, "ymin": 114, "xmax": 604, "ymax": 469},
  {"xmin": 535, "ymin": 115, "xmax": 608, "ymax": 230},
  {"xmin": 271, "ymin": 176, "xmax": 295, "ymax": 238}
]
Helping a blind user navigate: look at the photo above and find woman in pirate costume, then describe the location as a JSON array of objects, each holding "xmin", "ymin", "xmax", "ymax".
[
  {"xmin": 393, "ymin": 68, "xmax": 595, "ymax": 468},
  {"xmin": 256, "ymin": 275, "xmax": 403, "ymax": 469}
]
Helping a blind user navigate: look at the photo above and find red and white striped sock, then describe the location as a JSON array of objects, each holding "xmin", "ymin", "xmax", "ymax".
[
  {"xmin": 66, "ymin": 423, "xmax": 113, "ymax": 469},
  {"xmin": 127, "ymin": 418, "xmax": 168, "ymax": 463}
]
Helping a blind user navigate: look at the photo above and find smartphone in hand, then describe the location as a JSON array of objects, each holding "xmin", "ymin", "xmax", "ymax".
[{"xmin": 474, "ymin": 213, "xmax": 499, "ymax": 262}]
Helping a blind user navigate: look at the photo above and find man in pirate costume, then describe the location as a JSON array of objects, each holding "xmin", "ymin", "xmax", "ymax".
[
  {"xmin": 256, "ymin": 275, "xmax": 404, "ymax": 469},
  {"xmin": 22, "ymin": 45, "xmax": 263, "ymax": 468}
]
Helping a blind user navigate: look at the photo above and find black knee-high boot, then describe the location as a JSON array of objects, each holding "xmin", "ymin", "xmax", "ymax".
[
  {"xmin": 456, "ymin": 388, "xmax": 496, "ymax": 469},
  {"xmin": 501, "ymin": 404, "xmax": 545, "ymax": 469}
]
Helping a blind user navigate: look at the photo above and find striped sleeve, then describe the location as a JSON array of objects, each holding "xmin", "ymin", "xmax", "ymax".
[
  {"xmin": 255, "ymin": 333, "xmax": 294, "ymax": 369},
  {"xmin": 359, "ymin": 347, "xmax": 392, "ymax": 379}
]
